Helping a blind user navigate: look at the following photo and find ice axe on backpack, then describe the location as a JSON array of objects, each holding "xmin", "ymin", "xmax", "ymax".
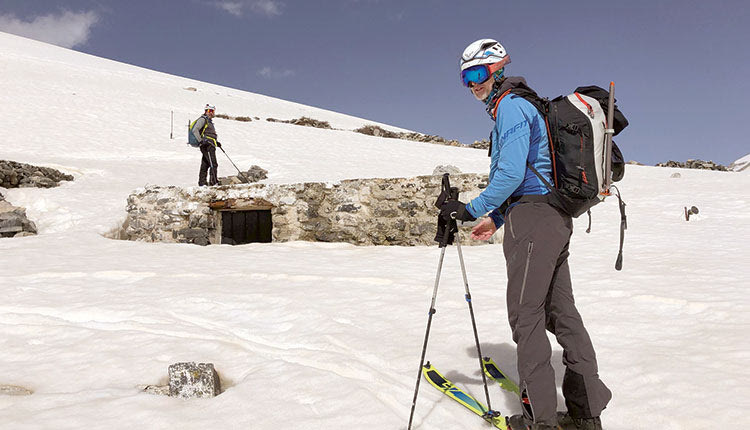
[{"xmin": 218, "ymin": 146, "xmax": 251, "ymax": 184}]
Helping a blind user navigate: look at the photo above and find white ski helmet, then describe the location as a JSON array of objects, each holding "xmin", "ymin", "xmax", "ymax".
[
  {"xmin": 205, "ymin": 104, "xmax": 216, "ymax": 111},
  {"xmin": 460, "ymin": 38, "xmax": 510, "ymax": 72}
]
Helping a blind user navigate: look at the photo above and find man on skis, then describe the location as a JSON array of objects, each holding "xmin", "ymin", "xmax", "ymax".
[
  {"xmin": 438, "ymin": 39, "xmax": 611, "ymax": 430},
  {"xmin": 192, "ymin": 104, "xmax": 221, "ymax": 186}
]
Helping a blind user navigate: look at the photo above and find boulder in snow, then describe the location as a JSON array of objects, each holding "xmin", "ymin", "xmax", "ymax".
[
  {"xmin": 432, "ymin": 165, "xmax": 462, "ymax": 176},
  {"xmin": 0, "ymin": 200, "xmax": 37, "ymax": 238},
  {"xmin": 168, "ymin": 362, "xmax": 221, "ymax": 399},
  {"xmin": 218, "ymin": 165, "xmax": 268, "ymax": 185}
]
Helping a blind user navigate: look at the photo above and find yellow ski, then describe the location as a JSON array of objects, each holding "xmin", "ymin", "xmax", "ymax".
[
  {"xmin": 482, "ymin": 356, "xmax": 520, "ymax": 396},
  {"xmin": 422, "ymin": 362, "xmax": 508, "ymax": 429}
]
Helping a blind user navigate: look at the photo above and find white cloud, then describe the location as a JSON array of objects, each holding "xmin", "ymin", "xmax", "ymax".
[
  {"xmin": 214, "ymin": 1, "xmax": 244, "ymax": 17},
  {"xmin": 212, "ymin": 0, "xmax": 283, "ymax": 17},
  {"xmin": 0, "ymin": 10, "xmax": 99, "ymax": 49},
  {"xmin": 258, "ymin": 66, "xmax": 295, "ymax": 79},
  {"xmin": 251, "ymin": 0, "xmax": 283, "ymax": 16}
]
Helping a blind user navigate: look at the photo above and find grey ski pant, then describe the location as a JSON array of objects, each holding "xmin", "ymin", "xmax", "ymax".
[{"xmin": 503, "ymin": 202, "xmax": 611, "ymax": 425}]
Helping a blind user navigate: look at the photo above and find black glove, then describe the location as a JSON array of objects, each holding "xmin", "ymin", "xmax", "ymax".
[
  {"xmin": 216, "ymin": 141, "xmax": 222, "ymax": 148},
  {"xmin": 440, "ymin": 200, "xmax": 476, "ymax": 222},
  {"xmin": 434, "ymin": 215, "xmax": 455, "ymax": 246}
]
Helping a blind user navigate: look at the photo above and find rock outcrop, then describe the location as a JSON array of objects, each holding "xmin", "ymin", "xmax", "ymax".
[
  {"xmin": 0, "ymin": 193, "xmax": 37, "ymax": 238},
  {"xmin": 0, "ymin": 160, "xmax": 74, "ymax": 188},
  {"xmin": 218, "ymin": 165, "xmax": 268, "ymax": 185},
  {"xmin": 655, "ymin": 159, "xmax": 729, "ymax": 171}
]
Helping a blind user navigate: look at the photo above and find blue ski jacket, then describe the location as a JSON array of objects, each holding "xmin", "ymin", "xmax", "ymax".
[{"xmin": 465, "ymin": 77, "xmax": 553, "ymax": 228}]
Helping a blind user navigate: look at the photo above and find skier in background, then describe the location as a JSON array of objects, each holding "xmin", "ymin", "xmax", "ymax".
[
  {"xmin": 192, "ymin": 104, "xmax": 221, "ymax": 186},
  {"xmin": 438, "ymin": 39, "xmax": 611, "ymax": 430}
]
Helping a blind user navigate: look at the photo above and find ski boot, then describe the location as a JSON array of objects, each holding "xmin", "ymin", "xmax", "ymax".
[
  {"xmin": 507, "ymin": 414, "xmax": 561, "ymax": 430},
  {"xmin": 557, "ymin": 413, "xmax": 603, "ymax": 430}
]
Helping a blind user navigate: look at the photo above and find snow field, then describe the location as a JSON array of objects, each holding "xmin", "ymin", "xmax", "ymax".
[{"xmin": 2, "ymin": 31, "xmax": 750, "ymax": 429}]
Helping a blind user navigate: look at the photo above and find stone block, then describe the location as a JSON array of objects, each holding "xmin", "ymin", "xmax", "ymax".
[
  {"xmin": 0, "ymin": 226, "xmax": 23, "ymax": 234},
  {"xmin": 168, "ymin": 362, "xmax": 221, "ymax": 399},
  {"xmin": 174, "ymin": 228, "xmax": 206, "ymax": 240},
  {"xmin": 337, "ymin": 203, "xmax": 359, "ymax": 213}
]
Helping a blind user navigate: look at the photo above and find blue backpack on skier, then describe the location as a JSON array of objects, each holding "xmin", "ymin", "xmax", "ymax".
[{"xmin": 188, "ymin": 116, "xmax": 208, "ymax": 148}]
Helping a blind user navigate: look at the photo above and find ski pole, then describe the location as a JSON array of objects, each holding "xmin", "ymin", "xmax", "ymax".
[
  {"xmin": 408, "ymin": 175, "xmax": 457, "ymax": 429},
  {"xmin": 407, "ymin": 241, "xmax": 448, "ymax": 430},
  {"xmin": 454, "ymin": 224, "xmax": 496, "ymax": 418},
  {"xmin": 218, "ymin": 146, "xmax": 251, "ymax": 183}
]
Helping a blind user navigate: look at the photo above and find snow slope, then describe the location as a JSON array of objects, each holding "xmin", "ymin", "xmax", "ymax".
[
  {"xmin": 2, "ymin": 32, "xmax": 750, "ymax": 429},
  {"xmin": 730, "ymin": 153, "xmax": 750, "ymax": 172}
]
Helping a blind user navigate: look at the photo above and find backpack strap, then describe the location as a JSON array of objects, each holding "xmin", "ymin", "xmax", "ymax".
[
  {"xmin": 526, "ymin": 162, "xmax": 555, "ymax": 193},
  {"xmin": 193, "ymin": 116, "xmax": 215, "ymax": 146},
  {"xmin": 191, "ymin": 116, "xmax": 209, "ymax": 138},
  {"xmin": 490, "ymin": 89, "xmax": 513, "ymax": 120},
  {"xmin": 199, "ymin": 115, "xmax": 209, "ymax": 137}
]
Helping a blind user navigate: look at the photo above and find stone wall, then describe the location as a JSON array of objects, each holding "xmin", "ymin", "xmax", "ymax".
[{"xmin": 122, "ymin": 174, "xmax": 490, "ymax": 246}]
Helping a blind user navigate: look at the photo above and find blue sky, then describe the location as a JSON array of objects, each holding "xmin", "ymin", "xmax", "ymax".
[{"xmin": 2, "ymin": 0, "xmax": 748, "ymax": 165}]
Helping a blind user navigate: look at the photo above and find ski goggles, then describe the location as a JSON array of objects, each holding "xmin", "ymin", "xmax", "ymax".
[{"xmin": 461, "ymin": 62, "xmax": 504, "ymax": 87}]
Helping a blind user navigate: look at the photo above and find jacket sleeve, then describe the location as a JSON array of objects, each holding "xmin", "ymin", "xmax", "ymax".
[
  {"xmin": 488, "ymin": 208, "xmax": 505, "ymax": 229},
  {"xmin": 191, "ymin": 117, "xmax": 206, "ymax": 142},
  {"xmin": 466, "ymin": 98, "xmax": 531, "ymax": 219}
]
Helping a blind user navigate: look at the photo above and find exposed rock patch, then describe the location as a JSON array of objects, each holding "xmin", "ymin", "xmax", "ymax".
[
  {"xmin": 0, "ymin": 196, "xmax": 37, "ymax": 238},
  {"xmin": 0, "ymin": 160, "xmax": 72, "ymax": 238},
  {"xmin": 0, "ymin": 385, "xmax": 33, "ymax": 396},
  {"xmin": 354, "ymin": 124, "xmax": 485, "ymax": 150},
  {"xmin": 266, "ymin": 116, "xmax": 332, "ymax": 129},
  {"xmin": 656, "ymin": 159, "xmax": 729, "ymax": 171},
  {"xmin": 0, "ymin": 160, "xmax": 74, "ymax": 188},
  {"xmin": 218, "ymin": 165, "xmax": 268, "ymax": 185}
]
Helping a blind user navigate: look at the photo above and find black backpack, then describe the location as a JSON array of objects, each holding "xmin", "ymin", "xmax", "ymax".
[{"xmin": 495, "ymin": 82, "xmax": 629, "ymax": 269}]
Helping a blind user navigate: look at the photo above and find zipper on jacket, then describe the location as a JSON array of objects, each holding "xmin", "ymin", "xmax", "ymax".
[{"xmin": 519, "ymin": 241, "xmax": 534, "ymax": 305}]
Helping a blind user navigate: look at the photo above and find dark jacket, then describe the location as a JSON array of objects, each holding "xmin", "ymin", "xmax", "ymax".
[{"xmin": 191, "ymin": 115, "xmax": 218, "ymax": 146}]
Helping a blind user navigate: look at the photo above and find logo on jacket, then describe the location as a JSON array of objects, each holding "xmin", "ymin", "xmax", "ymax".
[{"xmin": 501, "ymin": 120, "xmax": 528, "ymax": 140}]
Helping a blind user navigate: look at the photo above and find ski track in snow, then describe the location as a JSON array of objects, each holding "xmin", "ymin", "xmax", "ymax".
[{"xmin": 2, "ymin": 31, "xmax": 750, "ymax": 429}]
